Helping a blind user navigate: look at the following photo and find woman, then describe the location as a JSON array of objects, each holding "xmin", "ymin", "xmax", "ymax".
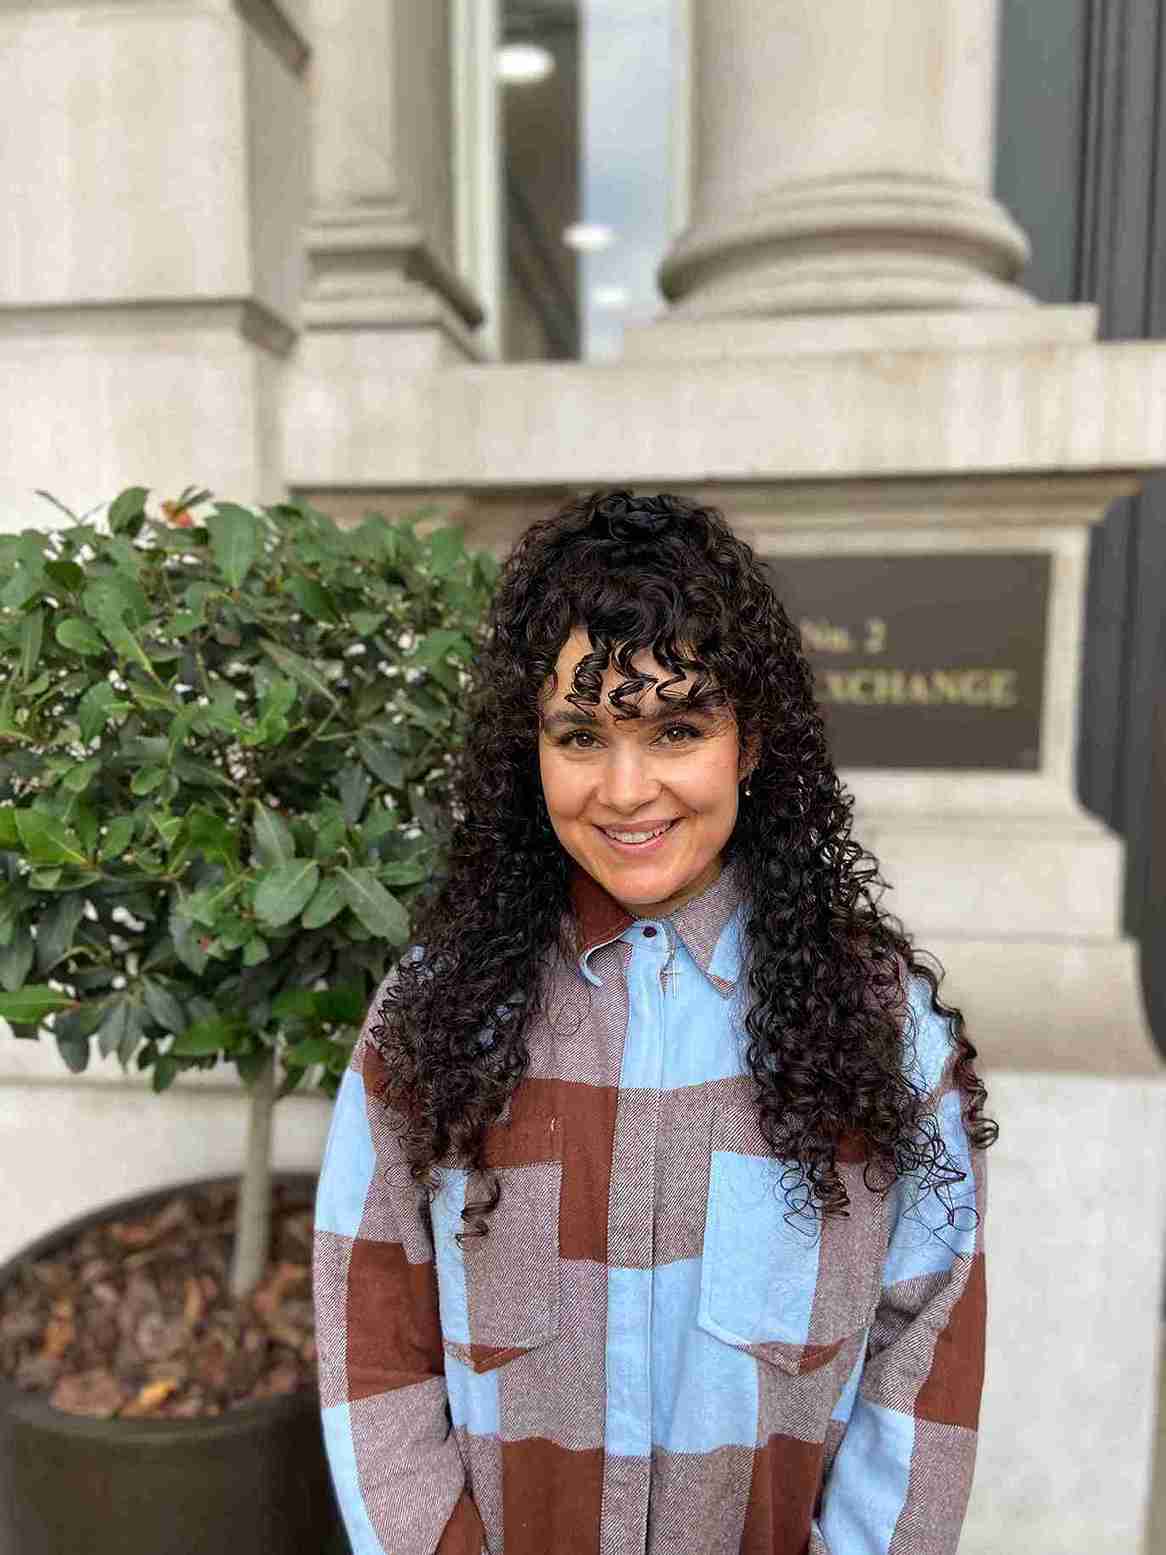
[{"xmin": 313, "ymin": 491, "xmax": 995, "ymax": 1555}]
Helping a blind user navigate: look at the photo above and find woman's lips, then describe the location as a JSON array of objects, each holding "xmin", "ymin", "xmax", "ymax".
[{"xmin": 595, "ymin": 818, "xmax": 681, "ymax": 854}]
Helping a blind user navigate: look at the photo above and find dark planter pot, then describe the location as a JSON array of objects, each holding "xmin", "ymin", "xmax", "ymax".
[{"xmin": 0, "ymin": 1173, "xmax": 348, "ymax": 1555}]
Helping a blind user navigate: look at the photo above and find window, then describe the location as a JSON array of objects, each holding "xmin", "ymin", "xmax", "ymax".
[{"xmin": 498, "ymin": 0, "xmax": 688, "ymax": 361}]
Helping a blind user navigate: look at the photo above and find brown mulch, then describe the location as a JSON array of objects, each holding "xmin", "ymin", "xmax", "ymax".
[{"xmin": 0, "ymin": 1183, "xmax": 317, "ymax": 1421}]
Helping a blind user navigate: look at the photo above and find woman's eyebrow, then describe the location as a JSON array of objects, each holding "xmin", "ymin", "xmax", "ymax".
[{"xmin": 540, "ymin": 704, "xmax": 716, "ymax": 731}]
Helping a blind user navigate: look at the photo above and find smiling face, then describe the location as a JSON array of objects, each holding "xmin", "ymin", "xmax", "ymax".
[{"xmin": 537, "ymin": 627, "xmax": 756, "ymax": 918}]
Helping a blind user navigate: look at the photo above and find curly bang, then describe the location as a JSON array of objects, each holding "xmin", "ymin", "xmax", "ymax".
[{"xmin": 367, "ymin": 490, "xmax": 997, "ymax": 1237}]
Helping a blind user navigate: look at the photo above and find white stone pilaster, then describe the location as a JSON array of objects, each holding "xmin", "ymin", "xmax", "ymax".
[
  {"xmin": 0, "ymin": 0, "xmax": 310, "ymax": 517},
  {"xmin": 301, "ymin": 0, "xmax": 485, "ymax": 361}
]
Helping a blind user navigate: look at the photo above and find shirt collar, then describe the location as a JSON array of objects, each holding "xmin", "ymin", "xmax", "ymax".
[{"xmin": 566, "ymin": 853, "xmax": 746, "ymax": 997}]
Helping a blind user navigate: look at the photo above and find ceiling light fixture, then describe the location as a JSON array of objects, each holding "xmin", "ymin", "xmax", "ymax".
[
  {"xmin": 563, "ymin": 222, "xmax": 616, "ymax": 253},
  {"xmin": 496, "ymin": 42, "xmax": 555, "ymax": 85}
]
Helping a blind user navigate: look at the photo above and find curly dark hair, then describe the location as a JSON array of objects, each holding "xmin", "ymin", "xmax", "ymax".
[{"xmin": 368, "ymin": 490, "xmax": 997, "ymax": 1238}]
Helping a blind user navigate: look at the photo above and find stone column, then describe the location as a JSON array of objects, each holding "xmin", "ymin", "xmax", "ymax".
[
  {"xmin": 301, "ymin": 0, "xmax": 486, "ymax": 364},
  {"xmin": 659, "ymin": 0, "xmax": 1032, "ymax": 319}
]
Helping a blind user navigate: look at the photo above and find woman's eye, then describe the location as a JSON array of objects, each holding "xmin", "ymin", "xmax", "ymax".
[{"xmin": 559, "ymin": 724, "xmax": 701, "ymax": 749}]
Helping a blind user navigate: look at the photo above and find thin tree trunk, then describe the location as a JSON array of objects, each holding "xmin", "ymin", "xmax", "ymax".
[{"xmin": 229, "ymin": 1050, "xmax": 276, "ymax": 1300}]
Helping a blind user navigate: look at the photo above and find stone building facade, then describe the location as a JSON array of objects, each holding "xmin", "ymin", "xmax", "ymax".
[{"xmin": 1, "ymin": 2, "xmax": 1165, "ymax": 1549}]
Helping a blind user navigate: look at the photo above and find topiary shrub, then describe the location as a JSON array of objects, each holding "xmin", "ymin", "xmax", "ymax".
[{"xmin": 0, "ymin": 486, "xmax": 496, "ymax": 1297}]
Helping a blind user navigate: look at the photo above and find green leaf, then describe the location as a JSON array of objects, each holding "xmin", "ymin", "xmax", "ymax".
[
  {"xmin": 130, "ymin": 767, "xmax": 168, "ymax": 797},
  {"xmin": 313, "ymin": 813, "xmax": 348, "ymax": 860},
  {"xmin": 0, "ymin": 691, "xmax": 20, "ymax": 744},
  {"xmin": 349, "ymin": 610, "xmax": 386, "ymax": 636},
  {"xmin": 302, "ymin": 875, "xmax": 345, "ymax": 929},
  {"xmin": 271, "ymin": 987, "xmax": 318, "ymax": 1019},
  {"xmin": 252, "ymin": 802, "xmax": 295, "ymax": 869},
  {"xmin": 241, "ymin": 934, "xmax": 270, "ymax": 966},
  {"xmin": 169, "ymin": 1014, "xmax": 238, "ymax": 1056},
  {"xmin": 55, "ymin": 617, "xmax": 106, "ymax": 656},
  {"xmin": 2, "ymin": 565, "xmax": 44, "ymax": 611},
  {"xmin": 236, "ymin": 1051, "xmax": 271, "ymax": 1086},
  {"xmin": 213, "ymin": 913, "xmax": 253, "ymax": 951},
  {"xmin": 253, "ymin": 860, "xmax": 320, "ymax": 928},
  {"xmin": 108, "ymin": 486, "xmax": 149, "ymax": 534},
  {"xmin": 0, "ymin": 985, "xmax": 77, "ymax": 1024},
  {"xmin": 165, "ymin": 701, "xmax": 202, "ymax": 758},
  {"xmin": 314, "ymin": 984, "xmax": 365, "ymax": 1023},
  {"xmin": 127, "ymin": 683, "xmax": 180, "ymax": 715},
  {"xmin": 427, "ymin": 525, "xmax": 465, "ymax": 577},
  {"xmin": 362, "ymin": 807, "xmax": 398, "ymax": 846},
  {"xmin": 185, "ymin": 808, "xmax": 238, "ymax": 866},
  {"xmin": 151, "ymin": 1055, "xmax": 180, "ymax": 1092},
  {"xmin": 0, "ymin": 934, "xmax": 34, "ymax": 993},
  {"xmin": 378, "ymin": 858, "xmax": 429, "ymax": 886},
  {"xmin": 14, "ymin": 810, "xmax": 88, "ymax": 868},
  {"xmin": 257, "ymin": 639, "xmax": 339, "ymax": 708},
  {"xmin": 78, "ymin": 681, "xmax": 127, "ymax": 744},
  {"xmin": 61, "ymin": 758, "xmax": 100, "ymax": 795},
  {"xmin": 18, "ymin": 608, "xmax": 45, "ymax": 683},
  {"xmin": 98, "ymin": 816, "xmax": 136, "ymax": 862},
  {"xmin": 257, "ymin": 676, "xmax": 297, "ymax": 719},
  {"xmin": 150, "ymin": 812, "xmax": 183, "ymax": 850},
  {"xmin": 95, "ymin": 998, "xmax": 131, "ymax": 1059},
  {"xmin": 338, "ymin": 765, "xmax": 371, "ymax": 827},
  {"xmin": 172, "ymin": 754, "xmax": 232, "ymax": 790},
  {"xmin": 205, "ymin": 503, "xmax": 263, "ymax": 588},
  {"xmin": 284, "ymin": 1036, "xmax": 335, "ymax": 1068},
  {"xmin": 142, "ymin": 977, "xmax": 188, "ymax": 1035},
  {"xmin": 44, "ymin": 559, "xmax": 84, "ymax": 595},
  {"xmin": 169, "ymin": 908, "xmax": 209, "ymax": 974},
  {"xmin": 56, "ymin": 1032, "xmax": 90, "ymax": 1074},
  {"xmin": 72, "ymin": 800, "xmax": 99, "ymax": 857},
  {"xmin": 356, "ymin": 735, "xmax": 404, "ymax": 788},
  {"xmin": 286, "ymin": 575, "xmax": 340, "ymax": 624},
  {"xmin": 35, "ymin": 894, "xmax": 85, "ymax": 975},
  {"xmin": 414, "ymin": 629, "xmax": 473, "ymax": 667},
  {"xmin": 83, "ymin": 573, "xmax": 151, "ymax": 630},
  {"xmin": 337, "ymin": 867, "xmax": 410, "ymax": 943},
  {"xmin": 0, "ymin": 808, "xmax": 19, "ymax": 849}
]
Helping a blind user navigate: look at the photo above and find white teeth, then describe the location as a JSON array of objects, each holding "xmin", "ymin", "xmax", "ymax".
[{"xmin": 604, "ymin": 822, "xmax": 672, "ymax": 843}]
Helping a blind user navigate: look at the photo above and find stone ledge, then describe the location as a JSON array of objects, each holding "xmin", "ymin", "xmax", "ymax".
[{"xmin": 282, "ymin": 339, "xmax": 1166, "ymax": 490}]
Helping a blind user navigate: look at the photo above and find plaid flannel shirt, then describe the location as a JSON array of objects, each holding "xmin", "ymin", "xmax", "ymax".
[{"xmin": 313, "ymin": 854, "xmax": 987, "ymax": 1554}]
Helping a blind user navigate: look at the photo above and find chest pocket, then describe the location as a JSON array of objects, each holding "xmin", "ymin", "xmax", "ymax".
[
  {"xmin": 430, "ymin": 1113, "xmax": 562, "ymax": 1374},
  {"xmin": 697, "ymin": 1102, "xmax": 881, "ymax": 1375}
]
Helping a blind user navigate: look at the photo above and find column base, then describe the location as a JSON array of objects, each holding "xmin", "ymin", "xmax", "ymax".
[
  {"xmin": 623, "ymin": 303, "xmax": 1098, "ymax": 361},
  {"xmin": 303, "ymin": 204, "xmax": 486, "ymax": 361},
  {"xmin": 659, "ymin": 173, "xmax": 1033, "ymax": 321}
]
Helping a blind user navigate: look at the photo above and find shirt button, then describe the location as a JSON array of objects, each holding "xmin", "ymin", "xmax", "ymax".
[{"xmin": 642, "ymin": 926, "xmax": 657, "ymax": 938}]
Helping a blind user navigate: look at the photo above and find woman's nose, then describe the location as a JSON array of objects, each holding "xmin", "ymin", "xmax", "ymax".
[{"xmin": 595, "ymin": 752, "xmax": 660, "ymax": 809}]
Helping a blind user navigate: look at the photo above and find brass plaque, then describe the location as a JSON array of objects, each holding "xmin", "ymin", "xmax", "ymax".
[{"xmin": 764, "ymin": 553, "xmax": 1050, "ymax": 770}]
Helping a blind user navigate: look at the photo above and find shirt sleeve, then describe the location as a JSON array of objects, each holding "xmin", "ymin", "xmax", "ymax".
[
  {"xmin": 813, "ymin": 983, "xmax": 988, "ymax": 1555},
  {"xmin": 313, "ymin": 970, "xmax": 487, "ymax": 1555}
]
